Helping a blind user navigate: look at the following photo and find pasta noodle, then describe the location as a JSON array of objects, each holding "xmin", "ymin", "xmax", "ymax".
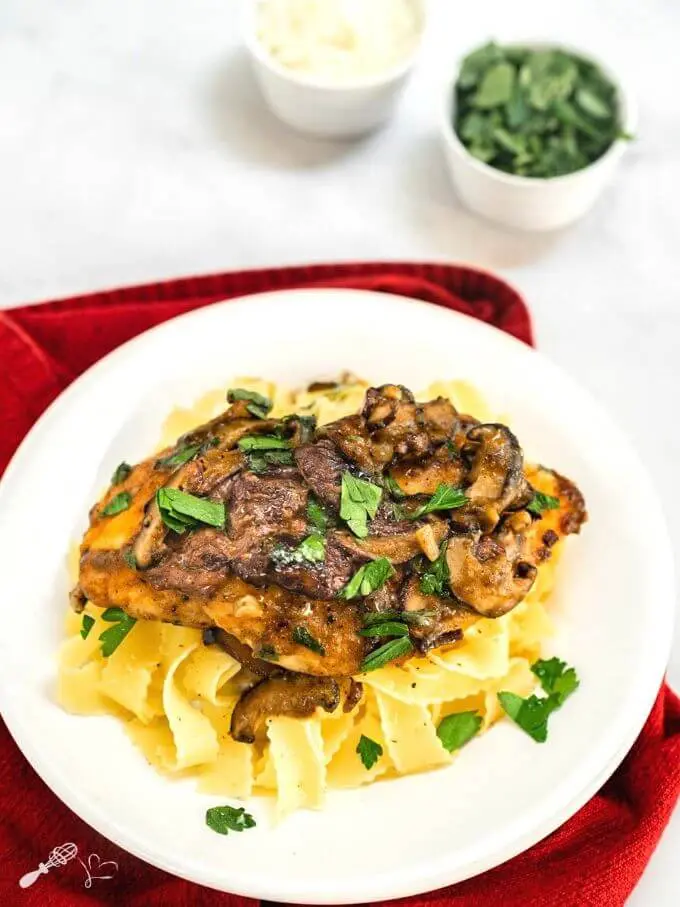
[{"xmin": 57, "ymin": 376, "xmax": 562, "ymax": 815}]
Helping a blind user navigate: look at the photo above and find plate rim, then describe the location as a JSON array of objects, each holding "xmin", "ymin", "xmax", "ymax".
[{"xmin": 0, "ymin": 287, "xmax": 674, "ymax": 903}]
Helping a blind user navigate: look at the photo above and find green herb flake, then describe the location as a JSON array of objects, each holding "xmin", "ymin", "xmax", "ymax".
[
  {"xmin": 307, "ymin": 497, "xmax": 330, "ymax": 532},
  {"xmin": 122, "ymin": 549, "xmax": 137, "ymax": 570},
  {"xmin": 80, "ymin": 614, "xmax": 95, "ymax": 640},
  {"xmin": 156, "ymin": 444, "xmax": 202, "ymax": 470},
  {"xmin": 406, "ymin": 484, "xmax": 467, "ymax": 521},
  {"xmin": 384, "ymin": 475, "xmax": 406, "ymax": 499},
  {"xmin": 100, "ymin": 491, "xmax": 132, "ymax": 517},
  {"xmin": 227, "ymin": 387, "xmax": 273, "ymax": 420},
  {"xmin": 341, "ymin": 557, "xmax": 395, "ymax": 600},
  {"xmin": 247, "ymin": 449, "xmax": 295, "ymax": 473},
  {"xmin": 111, "ymin": 462, "xmax": 132, "ymax": 485},
  {"xmin": 359, "ymin": 621, "xmax": 409, "ymax": 638},
  {"xmin": 238, "ymin": 435, "xmax": 290, "ymax": 452},
  {"xmin": 362, "ymin": 609, "xmax": 436, "ymax": 628},
  {"xmin": 270, "ymin": 533, "xmax": 326, "ymax": 567},
  {"xmin": 356, "ymin": 734, "xmax": 383, "ymax": 770},
  {"xmin": 292, "ymin": 626, "xmax": 326, "ymax": 656},
  {"xmin": 99, "ymin": 610, "xmax": 136, "ymax": 657},
  {"xmin": 156, "ymin": 487, "xmax": 226, "ymax": 533},
  {"xmin": 205, "ymin": 805, "xmax": 256, "ymax": 835},
  {"xmin": 419, "ymin": 541, "xmax": 450, "ymax": 597},
  {"xmin": 360, "ymin": 636, "xmax": 414, "ymax": 673},
  {"xmin": 437, "ymin": 711, "xmax": 483, "ymax": 752},
  {"xmin": 257, "ymin": 644, "xmax": 279, "ymax": 662},
  {"xmin": 340, "ymin": 472, "xmax": 383, "ymax": 539},
  {"xmin": 527, "ymin": 491, "xmax": 560, "ymax": 515},
  {"xmin": 531, "ymin": 657, "xmax": 580, "ymax": 705}
]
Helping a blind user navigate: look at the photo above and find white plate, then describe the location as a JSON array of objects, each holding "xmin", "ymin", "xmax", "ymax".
[{"xmin": 0, "ymin": 288, "xmax": 674, "ymax": 903}]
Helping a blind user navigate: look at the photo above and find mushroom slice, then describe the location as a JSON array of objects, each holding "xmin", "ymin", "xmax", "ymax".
[
  {"xmin": 390, "ymin": 446, "xmax": 465, "ymax": 497},
  {"xmin": 133, "ymin": 448, "xmax": 244, "ymax": 569},
  {"xmin": 446, "ymin": 512, "xmax": 537, "ymax": 617},
  {"xmin": 230, "ymin": 674, "xmax": 341, "ymax": 744},
  {"xmin": 401, "ymin": 576, "xmax": 477, "ymax": 653},
  {"xmin": 419, "ymin": 397, "xmax": 458, "ymax": 443},
  {"xmin": 211, "ymin": 629, "xmax": 281, "ymax": 677},
  {"xmin": 333, "ymin": 519, "xmax": 448, "ymax": 565},
  {"xmin": 461, "ymin": 424, "xmax": 533, "ymax": 529}
]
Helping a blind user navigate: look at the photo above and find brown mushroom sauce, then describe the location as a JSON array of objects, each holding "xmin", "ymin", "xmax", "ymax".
[{"xmin": 75, "ymin": 383, "xmax": 587, "ymax": 744}]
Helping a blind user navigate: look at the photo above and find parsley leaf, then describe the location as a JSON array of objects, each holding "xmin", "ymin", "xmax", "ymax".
[
  {"xmin": 271, "ymin": 534, "xmax": 326, "ymax": 566},
  {"xmin": 361, "ymin": 609, "xmax": 436, "ymax": 628},
  {"xmin": 156, "ymin": 443, "xmax": 201, "ymax": 470},
  {"xmin": 156, "ymin": 488, "xmax": 226, "ymax": 533},
  {"xmin": 360, "ymin": 636, "xmax": 414, "ymax": 673},
  {"xmin": 341, "ymin": 557, "xmax": 395, "ymax": 600},
  {"xmin": 247, "ymin": 449, "xmax": 295, "ymax": 473},
  {"xmin": 419, "ymin": 541, "xmax": 450, "ymax": 596},
  {"xmin": 527, "ymin": 491, "xmax": 560, "ymax": 515},
  {"xmin": 359, "ymin": 621, "xmax": 409, "ymax": 638},
  {"xmin": 405, "ymin": 484, "xmax": 467, "ymax": 520},
  {"xmin": 437, "ymin": 711, "xmax": 483, "ymax": 752},
  {"xmin": 111, "ymin": 462, "xmax": 132, "ymax": 485},
  {"xmin": 101, "ymin": 491, "xmax": 131, "ymax": 517},
  {"xmin": 238, "ymin": 435, "xmax": 290, "ymax": 452},
  {"xmin": 99, "ymin": 608, "xmax": 136, "ymax": 657},
  {"xmin": 307, "ymin": 496, "xmax": 330, "ymax": 532},
  {"xmin": 227, "ymin": 388, "xmax": 273, "ymax": 420},
  {"xmin": 384, "ymin": 475, "xmax": 405, "ymax": 499},
  {"xmin": 80, "ymin": 614, "xmax": 95, "ymax": 639},
  {"xmin": 532, "ymin": 657, "xmax": 580, "ymax": 705},
  {"xmin": 356, "ymin": 734, "xmax": 383, "ymax": 770},
  {"xmin": 205, "ymin": 805, "xmax": 256, "ymax": 835},
  {"xmin": 292, "ymin": 626, "xmax": 326, "ymax": 656},
  {"xmin": 497, "ymin": 692, "xmax": 555, "ymax": 743},
  {"xmin": 498, "ymin": 656, "xmax": 579, "ymax": 742},
  {"xmin": 340, "ymin": 473, "xmax": 382, "ymax": 539}
]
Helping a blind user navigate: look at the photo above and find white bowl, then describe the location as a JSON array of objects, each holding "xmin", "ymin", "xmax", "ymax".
[
  {"xmin": 440, "ymin": 43, "xmax": 637, "ymax": 231},
  {"xmin": 0, "ymin": 288, "xmax": 673, "ymax": 903},
  {"xmin": 242, "ymin": 0, "xmax": 425, "ymax": 138}
]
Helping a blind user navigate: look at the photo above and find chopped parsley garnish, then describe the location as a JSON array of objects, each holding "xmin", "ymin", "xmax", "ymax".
[
  {"xmin": 292, "ymin": 626, "xmax": 326, "ymax": 656},
  {"xmin": 356, "ymin": 734, "xmax": 383, "ymax": 770},
  {"xmin": 527, "ymin": 491, "xmax": 560, "ymax": 515},
  {"xmin": 122, "ymin": 549, "xmax": 137, "ymax": 570},
  {"xmin": 419, "ymin": 540, "xmax": 450, "ymax": 597},
  {"xmin": 247, "ymin": 449, "xmax": 295, "ymax": 473},
  {"xmin": 156, "ymin": 443, "xmax": 201, "ymax": 470},
  {"xmin": 359, "ymin": 621, "xmax": 409, "ymax": 638},
  {"xmin": 360, "ymin": 636, "xmax": 414, "ymax": 673},
  {"xmin": 307, "ymin": 496, "xmax": 330, "ymax": 533},
  {"xmin": 384, "ymin": 475, "xmax": 406, "ymax": 499},
  {"xmin": 283, "ymin": 413, "xmax": 317, "ymax": 442},
  {"xmin": 238, "ymin": 435, "xmax": 290, "ymax": 452},
  {"xmin": 271, "ymin": 534, "xmax": 326, "ymax": 567},
  {"xmin": 341, "ymin": 557, "xmax": 395, "ymax": 600},
  {"xmin": 531, "ymin": 657, "xmax": 580, "ymax": 705},
  {"xmin": 227, "ymin": 388, "xmax": 273, "ymax": 420},
  {"xmin": 111, "ymin": 462, "xmax": 132, "ymax": 485},
  {"xmin": 101, "ymin": 491, "xmax": 132, "ymax": 517},
  {"xmin": 361, "ymin": 609, "xmax": 436, "ymax": 628},
  {"xmin": 340, "ymin": 472, "xmax": 382, "ymax": 538},
  {"xmin": 205, "ymin": 805, "xmax": 256, "ymax": 835},
  {"xmin": 156, "ymin": 487, "xmax": 226, "ymax": 533},
  {"xmin": 404, "ymin": 483, "xmax": 467, "ymax": 520},
  {"xmin": 437, "ymin": 711, "xmax": 482, "ymax": 752},
  {"xmin": 498, "ymin": 656, "xmax": 579, "ymax": 742},
  {"xmin": 80, "ymin": 614, "xmax": 95, "ymax": 640},
  {"xmin": 99, "ymin": 607, "xmax": 136, "ymax": 657}
]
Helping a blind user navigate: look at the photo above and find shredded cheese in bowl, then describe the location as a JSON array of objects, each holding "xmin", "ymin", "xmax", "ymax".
[{"xmin": 256, "ymin": 0, "xmax": 423, "ymax": 82}]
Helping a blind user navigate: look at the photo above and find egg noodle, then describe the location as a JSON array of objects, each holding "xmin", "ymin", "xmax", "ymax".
[{"xmin": 58, "ymin": 377, "xmax": 558, "ymax": 817}]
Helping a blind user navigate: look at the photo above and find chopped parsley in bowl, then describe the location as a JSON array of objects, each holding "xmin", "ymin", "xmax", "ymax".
[{"xmin": 453, "ymin": 42, "xmax": 629, "ymax": 179}]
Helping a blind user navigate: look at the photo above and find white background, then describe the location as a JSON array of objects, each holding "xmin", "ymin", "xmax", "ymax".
[{"xmin": 0, "ymin": 0, "xmax": 677, "ymax": 902}]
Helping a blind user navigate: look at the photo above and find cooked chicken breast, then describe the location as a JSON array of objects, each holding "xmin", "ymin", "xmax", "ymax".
[{"xmin": 74, "ymin": 383, "xmax": 586, "ymax": 736}]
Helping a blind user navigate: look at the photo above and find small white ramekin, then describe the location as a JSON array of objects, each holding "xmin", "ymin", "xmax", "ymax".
[
  {"xmin": 242, "ymin": 0, "xmax": 425, "ymax": 139},
  {"xmin": 440, "ymin": 43, "xmax": 637, "ymax": 231}
]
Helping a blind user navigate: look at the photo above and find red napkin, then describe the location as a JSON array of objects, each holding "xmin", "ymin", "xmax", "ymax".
[{"xmin": 0, "ymin": 262, "xmax": 677, "ymax": 907}]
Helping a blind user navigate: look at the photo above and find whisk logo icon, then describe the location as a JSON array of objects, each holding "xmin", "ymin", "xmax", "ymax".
[{"xmin": 18, "ymin": 842, "xmax": 119, "ymax": 889}]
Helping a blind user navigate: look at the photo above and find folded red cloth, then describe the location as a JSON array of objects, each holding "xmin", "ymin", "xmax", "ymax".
[{"xmin": 0, "ymin": 262, "xmax": 677, "ymax": 907}]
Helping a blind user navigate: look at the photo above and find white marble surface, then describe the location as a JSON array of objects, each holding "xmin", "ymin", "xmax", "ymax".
[{"xmin": 0, "ymin": 0, "xmax": 678, "ymax": 901}]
